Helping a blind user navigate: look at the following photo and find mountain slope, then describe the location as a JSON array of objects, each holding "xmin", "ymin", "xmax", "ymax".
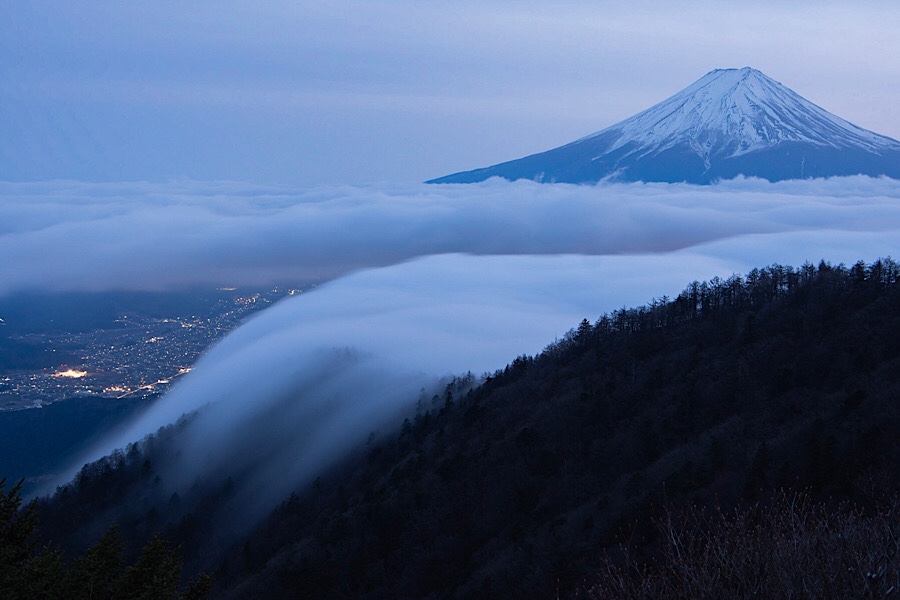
[
  {"xmin": 429, "ymin": 68, "xmax": 900, "ymax": 184},
  {"xmin": 217, "ymin": 260, "xmax": 900, "ymax": 599},
  {"xmin": 33, "ymin": 259, "xmax": 900, "ymax": 599}
]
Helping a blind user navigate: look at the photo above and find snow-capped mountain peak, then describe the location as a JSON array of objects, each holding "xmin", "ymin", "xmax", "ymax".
[
  {"xmin": 429, "ymin": 67, "xmax": 900, "ymax": 184},
  {"xmin": 590, "ymin": 67, "xmax": 898, "ymax": 160}
]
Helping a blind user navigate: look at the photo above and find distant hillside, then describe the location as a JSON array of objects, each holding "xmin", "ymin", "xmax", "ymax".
[
  {"xmin": 34, "ymin": 258, "xmax": 900, "ymax": 599},
  {"xmin": 430, "ymin": 68, "xmax": 900, "ymax": 184}
]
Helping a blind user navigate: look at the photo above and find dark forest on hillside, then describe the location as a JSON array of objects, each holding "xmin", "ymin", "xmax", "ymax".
[{"xmin": 5, "ymin": 258, "xmax": 900, "ymax": 598}]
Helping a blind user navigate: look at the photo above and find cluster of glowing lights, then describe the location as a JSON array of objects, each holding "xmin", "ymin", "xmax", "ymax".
[{"xmin": 53, "ymin": 369, "xmax": 88, "ymax": 379}]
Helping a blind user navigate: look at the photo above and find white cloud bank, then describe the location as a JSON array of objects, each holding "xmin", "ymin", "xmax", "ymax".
[
  {"xmin": 17, "ymin": 177, "xmax": 900, "ymax": 515},
  {"xmin": 2, "ymin": 176, "xmax": 900, "ymax": 295}
]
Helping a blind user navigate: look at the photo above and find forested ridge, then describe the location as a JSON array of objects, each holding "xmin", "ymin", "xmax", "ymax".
[{"xmin": 10, "ymin": 258, "xmax": 900, "ymax": 598}]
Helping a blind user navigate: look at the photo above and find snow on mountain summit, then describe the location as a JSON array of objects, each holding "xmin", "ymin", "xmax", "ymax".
[
  {"xmin": 430, "ymin": 67, "xmax": 900, "ymax": 184},
  {"xmin": 594, "ymin": 67, "xmax": 898, "ymax": 158}
]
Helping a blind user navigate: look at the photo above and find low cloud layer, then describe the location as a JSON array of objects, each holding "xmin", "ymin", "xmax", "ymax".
[
  {"xmin": 3, "ymin": 176, "xmax": 900, "ymax": 295},
  {"xmin": 19, "ymin": 177, "xmax": 900, "ymax": 520}
]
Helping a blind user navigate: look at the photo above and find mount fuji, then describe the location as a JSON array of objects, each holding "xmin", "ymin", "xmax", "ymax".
[{"xmin": 429, "ymin": 67, "xmax": 900, "ymax": 184}]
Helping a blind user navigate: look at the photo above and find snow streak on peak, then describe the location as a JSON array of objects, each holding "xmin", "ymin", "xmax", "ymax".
[{"xmin": 586, "ymin": 67, "xmax": 900, "ymax": 159}]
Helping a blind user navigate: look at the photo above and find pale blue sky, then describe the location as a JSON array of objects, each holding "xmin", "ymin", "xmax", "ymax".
[{"xmin": 2, "ymin": 1, "xmax": 898, "ymax": 184}]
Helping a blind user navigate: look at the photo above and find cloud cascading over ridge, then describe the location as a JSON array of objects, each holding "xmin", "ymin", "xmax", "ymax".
[{"xmin": 20, "ymin": 177, "xmax": 900, "ymax": 519}]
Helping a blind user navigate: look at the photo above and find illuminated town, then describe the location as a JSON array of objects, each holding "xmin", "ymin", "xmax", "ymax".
[{"xmin": 0, "ymin": 286, "xmax": 306, "ymax": 410}]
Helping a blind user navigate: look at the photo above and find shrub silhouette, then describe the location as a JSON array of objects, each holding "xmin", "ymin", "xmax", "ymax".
[{"xmin": 588, "ymin": 492, "xmax": 899, "ymax": 600}]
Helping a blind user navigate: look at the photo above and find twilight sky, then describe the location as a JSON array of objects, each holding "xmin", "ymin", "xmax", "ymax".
[{"xmin": 3, "ymin": 1, "xmax": 899, "ymax": 185}]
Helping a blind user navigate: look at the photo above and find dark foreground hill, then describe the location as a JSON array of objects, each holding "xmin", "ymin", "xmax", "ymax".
[{"xmin": 26, "ymin": 258, "xmax": 900, "ymax": 598}]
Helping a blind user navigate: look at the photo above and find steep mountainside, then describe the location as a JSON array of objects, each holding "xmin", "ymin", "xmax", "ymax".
[
  {"xmin": 33, "ymin": 259, "xmax": 900, "ymax": 599},
  {"xmin": 430, "ymin": 68, "xmax": 900, "ymax": 184}
]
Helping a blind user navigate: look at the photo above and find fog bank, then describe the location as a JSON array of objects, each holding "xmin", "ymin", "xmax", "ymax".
[{"xmin": 3, "ymin": 177, "xmax": 899, "ymax": 295}]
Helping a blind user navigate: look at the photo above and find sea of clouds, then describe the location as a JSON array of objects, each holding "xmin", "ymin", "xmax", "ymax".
[
  {"xmin": 4, "ymin": 176, "xmax": 900, "ymax": 295},
  {"xmin": 7, "ymin": 176, "xmax": 899, "ymax": 512}
]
